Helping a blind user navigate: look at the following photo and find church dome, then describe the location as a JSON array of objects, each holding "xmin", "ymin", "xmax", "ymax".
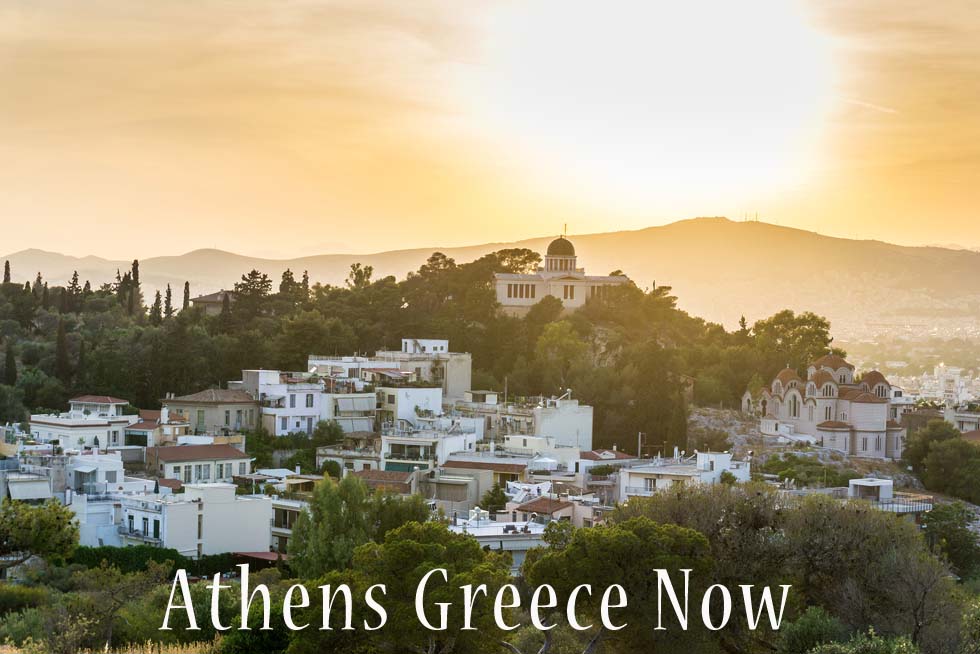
[{"xmin": 547, "ymin": 236, "xmax": 575, "ymax": 256}]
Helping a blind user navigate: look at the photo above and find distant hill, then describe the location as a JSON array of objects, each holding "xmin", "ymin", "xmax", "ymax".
[{"xmin": 6, "ymin": 217, "xmax": 980, "ymax": 334}]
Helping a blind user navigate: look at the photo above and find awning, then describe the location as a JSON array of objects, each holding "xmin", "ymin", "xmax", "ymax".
[
  {"xmin": 353, "ymin": 397, "xmax": 374, "ymax": 411},
  {"xmin": 72, "ymin": 465, "xmax": 97, "ymax": 474},
  {"xmin": 8, "ymin": 480, "xmax": 53, "ymax": 501},
  {"xmin": 337, "ymin": 397, "xmax": 355, "ymax": 411}
]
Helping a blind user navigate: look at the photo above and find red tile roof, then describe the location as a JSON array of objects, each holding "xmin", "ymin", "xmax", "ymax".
[
  {"xmin": 127, "ymin": 420, "xmax": 160, "ymax": 431},
  {"xmin": 443, "ymin": 460, "xmax": 527, "ymax": 474},
  {"xmin": 71, "ymin": 395, "xmax": 129, "ymax": 404},
  {"xmin": 515, "ymin": 497, "xmax": 573, "ymax": 514},
  {"xmin": 165, "ymin": 389, "xmax": 256, "ymax": 404},
  {"xmin": 157, "ymin": 478, "xmax": 183, "ymax": 491},
  {"xmin": 140, "ymin": 409, "xmax": 162, "ymax": 421},
  {"xmin": 962, "ymin": 430, "xmax": 980, "ymax": 442},
  {"xmin": 817, "ymin": 420, "xmax": 850, "ymax": 429},
  {"xmin": 148, "ymin": 444, "xmax": 251, "ymax": 462},
  {"xmin": 813, "ymin": 354, "xmax": 854, "ymax": 370}
]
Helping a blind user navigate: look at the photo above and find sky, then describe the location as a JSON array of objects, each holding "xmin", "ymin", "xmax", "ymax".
[{"xmin": 1, "ymin": 0, "xmax": 978, "ymax": 258}]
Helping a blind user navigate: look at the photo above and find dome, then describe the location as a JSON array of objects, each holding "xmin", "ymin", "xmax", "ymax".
[{"xmin": 547, "ymin": 236, "xmax": 576, "ymax": 256}]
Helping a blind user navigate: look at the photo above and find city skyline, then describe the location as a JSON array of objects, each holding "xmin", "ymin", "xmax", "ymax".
[{"xmin": 2, "ymin": 0, "xmax": 979, "ymax": 258}]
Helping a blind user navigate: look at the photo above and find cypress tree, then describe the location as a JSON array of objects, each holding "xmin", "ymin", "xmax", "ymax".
[
  {"xmin": 4, "ymin": 343, "xmax": 16, "ymax": 386},
  {"xmin": 164, "ymin": 284, "xmax": 173, "ymax": 318},
  {"xmin": 182, "ymin": 281, "xmax": 190, "ymax": 311},
  {"xmin": 2, "ymin": 260, "xmax": 9, "ymax": 284},
  {"xmin": 55, "ymin": 319, "xmax": 71, "ymax": 383},
  {"xmin": 42, "ymin": 283, "xmax": 49, "ymax": 309},
  {"xmin": 149, "ymin": 291, "xmax": 163, "ymax": 325}
]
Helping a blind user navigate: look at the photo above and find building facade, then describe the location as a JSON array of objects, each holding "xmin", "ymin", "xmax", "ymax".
[
  {"xmin": 494, "ymin": 237, "xmax": 628, "ymax": 314},
  {"xmin": 744, "ymin": 354, "xmax": 906, "ymax": 460}
]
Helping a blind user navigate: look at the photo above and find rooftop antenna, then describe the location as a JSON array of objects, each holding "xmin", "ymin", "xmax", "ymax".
[{"xmin": 563, "ymin": 223, "xmax": 567, "ymax": 237}]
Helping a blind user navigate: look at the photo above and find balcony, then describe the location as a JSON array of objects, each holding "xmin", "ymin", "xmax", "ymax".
[
  {"xmin": 624, "ymin": 486, "xmax": 656, "ymax": 497},
  {"xmin": 118, "ymin": 526, "xmax": 162, "ymax": 543}
]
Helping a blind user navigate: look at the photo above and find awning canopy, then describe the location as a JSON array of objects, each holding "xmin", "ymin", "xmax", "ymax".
[
  {"xmin": 8, "ymin": 480, "xmax": 53, "ymax": 501},
  {"xmin": 72, "ymin": 465, "xmax": 97, "ymax": 474}
]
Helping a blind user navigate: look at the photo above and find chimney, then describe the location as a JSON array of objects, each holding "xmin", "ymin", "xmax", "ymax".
[{"xmin": 295, "ymin": 465, "xmax": 301, "ymax": 475}]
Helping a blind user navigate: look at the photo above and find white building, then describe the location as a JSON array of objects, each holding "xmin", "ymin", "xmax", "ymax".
[
  {"xmin": 744, "ymin": 354, "xmax": 906, "ymax": 460},
  {"xmin": 30, "ymin": 395, "xmax": 138, "ymax": 450},
  {"xmin": 320, "ymin": 392, "xmax": 376, "ymax": 433},
  {"xmin": 146, "ymin": 444, "xmax": 254, "ymax": 484},
  {"xmin": 494, "ymin": 236, "xmax": 629, "ymax": 314},
  {"xmin": 381, "ymin": 424, "xmax": 479, "ymax": 473},
  {"xmin": 377, "ymin": 385, "xmax": 443, "ymax": 429},
  {"xmin": 372, "ymin": 339, "xmax": 472, "ymax": 401},
  {"xmin": 232, "ymin": 370, "xmax": 324, "ymax": 436},
  {"xmin": 449, "ymin": 508, "xmax": 546, "ymax": 574},
  {"xmin": 619, "ymin": 451, "xmax": 751, "ymax": 498},
  {"xmin": 451, "ymin": 391, "xmax": 593, "ymax": 449},
  {"xmin": 118, "ymin": 484, "xmax": 272, "ymax": 558}
]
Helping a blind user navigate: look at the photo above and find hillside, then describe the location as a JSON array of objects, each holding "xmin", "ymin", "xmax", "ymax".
[{"xmin": 6, "ymin": 217, "xmax": 980, "ymax": 333}]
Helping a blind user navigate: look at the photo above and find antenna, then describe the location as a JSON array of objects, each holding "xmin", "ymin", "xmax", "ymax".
[{"xmin": 563, "ymin": 223, "xmax": 567, "ymax": 237}]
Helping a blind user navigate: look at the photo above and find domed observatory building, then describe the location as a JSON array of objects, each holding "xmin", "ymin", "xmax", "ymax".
[{"xmin": 493, "ymin": 236, "xmax": 629, "ymax": 315}]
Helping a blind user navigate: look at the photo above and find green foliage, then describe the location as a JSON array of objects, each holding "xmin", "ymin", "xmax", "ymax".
[
  {"xmin": 903, "ymin": 420, "xmax": 961, "ymax": 474},
  {"xmin": 288, "ymin": 474, "xmax": 429, "ymax": 578},
  {"xmin": 0, "ymin": 499, "xmax": 79, "ymax": 570},
  {"xmin": 778, "ymin": 607, "xmax": 849, "ymax": 654},
  {"xmin": 0, "ymin": 584, "xmax": 49, "ymax": 616},
  {"xmin": 761, "ymin": 452, "xmax": 862, "ymax": 488},
  {"xmin": 479, "ymin": 482, "xmax": 508, "ymax": 512},
  {"xmin": 807, "ymin": 630, "xmax": 920, "ymax": 654},
  {"xmin": 921, "ymin": 501, "xmax": 980, "ymax": 578}
]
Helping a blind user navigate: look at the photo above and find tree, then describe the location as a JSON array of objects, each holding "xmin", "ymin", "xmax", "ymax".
[
  {"xmin": 149, "ymin": 290, "xmax": 163, "ymax": 325},
  {"xmin": 807, "ymin": 630, "xmax": 919, "ymax": 654},
  {"xmin": 289, "ymin": 521, "xmax": 511, "ymax": 654},
  {"xmin": 921, "ymin": 501, "xmax": 980, "ymax": 577},
  {"xmin": 777, "ymin": 607, "xmax": 848, "ymax": 654},
  {"xmin": 903, "ymin": 420, "xmax": 960, "ymax": 474},
  {"xmin": 751, "ymin": 310, "xmax": 839, "ymax": 377},
  {"xmin": 534, "ymin": 320, "xmax": 588, "ymax": 392},
  {"xmin": 182, "ymin": 281, "xmax": 190, "ymax": 311},
  {"xmin": 2, "ymin": 260, "xmax": 9, "ymax": 283},
  {"xmin": 54, "ymin": 318, "xmax": 71, "ymax": 384},
  {"xmin": 234, "ymin": 269, "xmax": 273, "ymax": 319},
  {"xmin": 0, "ymin": 384, "xmax": 27, "ymax": 423},
  {"xmin": 480, "ymin": 483, "xmax": 508, "ymax": 513},
  {"xmin": 288, "ymin": 474, "xmax": 428, "ymax": 578},
  {"xmin": 0, "ymin": 499, "xmax": 79, "ymax": 571},
  {"xmin": 164, "ymin": 283, "xmax": 173, "ymax": 318},
  {"xmin": 345, "ymin": 262, "xmax": 373, "ymax": 289},
  {"xmin": 4, "ymin": 341, "xmax": 16, "ymax": 386},
  {"xmin": 521, "ymin": 517, "xmax": 713, "ymax": 653}
]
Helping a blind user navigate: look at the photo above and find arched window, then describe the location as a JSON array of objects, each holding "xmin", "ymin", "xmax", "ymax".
[{"xmin": 824, "ymin": 406, "xmax": 832, "ymax": 420}]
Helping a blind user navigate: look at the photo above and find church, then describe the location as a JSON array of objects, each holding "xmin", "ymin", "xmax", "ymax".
[{"xmin": 493, "ymin": 236, "xmax": 629, "ymax": 314}]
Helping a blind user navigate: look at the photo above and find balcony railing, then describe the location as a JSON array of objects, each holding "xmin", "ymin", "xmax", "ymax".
[
  {"xmin": 624, "ymin": 486, "xmax": 656, "ymax": 497},
  {"xmin": 118, "ymin": 526, "xmax": 162, "ymax": 542}
]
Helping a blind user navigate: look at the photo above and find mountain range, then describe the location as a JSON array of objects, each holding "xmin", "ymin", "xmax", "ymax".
[{"xmin": 5, "ymin": 217, "xmax": 980, "ymax": 336}]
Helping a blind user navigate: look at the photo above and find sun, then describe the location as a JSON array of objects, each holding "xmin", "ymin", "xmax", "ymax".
[{"xmin": 455, "ymin": 0, "xmax": 836, "ymax": 214}]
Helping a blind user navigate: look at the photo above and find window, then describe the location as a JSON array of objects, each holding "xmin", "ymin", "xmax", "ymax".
[
  {"xmin": 236, "ymin": 409, "xmax": 243, "ymax": 426},
  {"xmin": 289, "ymin": 394, "xmax": 297, "ymax": 408},
  {"xmin": 861, "ymin": 437, "xmax": 868, "ymax": 450},
  {"xmin": 111, "ymin": 430, "xmax": 119, "ymax": 445},
  {"xmin": 197, "ymin": 514, "xmax": 203, "ymax": 539},
  {"xmin": 153, "ymin": 519, "xmax": 160, "ymax": 539},
  {"xmin": 128, "ymin": 515, "xmax": 134, "ymax": 532},
  {"xmin": 238, "ymin": 462, "xmax": 246, "ymax": 475},
  {"xmin": 306, "ymin": 394, "xmax": 314, "ymax": 408},
  {"xmin": 281, "ymin": 416, "xmax": 288, "ymax": 432},
  {"xmin": 172, "ymin": 465, "xmax": 181, "ymax": 480},
  {"xmin": 216, "ymin": 463, "xmax": 223, "ymax": 478},
  {"xmin": 202, "ymin": 464, "xmax": 210, "ymax": 480},
  {"xmin": 194, "ymin": 464, "xmax": 202, "ymax": 480},
  {"xmin": 824, "ymin": 406, "xmax": 832, "ymax": 420},
  {"xmin": 387, "ymin": 394, "xmax": 395, "ymax": 404},
  {"xmin": 142, "ymin": 517, "xmax": 149, "ymax": 536},
  {"xmin": 507, "ymin": 284, "xmax": 513, "ymax": 298},
  {"xmin": 105, "ymin": 471, "xmax": 117, "ymax": 483},
  {"xmin": 224, "ymin": 410, "xmax": 230, "ymax": 426}
]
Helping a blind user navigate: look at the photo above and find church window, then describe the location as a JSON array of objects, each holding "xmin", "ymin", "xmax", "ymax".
[{"xmin": 824, "ymin": 406, "xmax": 832, "ymax": 420}]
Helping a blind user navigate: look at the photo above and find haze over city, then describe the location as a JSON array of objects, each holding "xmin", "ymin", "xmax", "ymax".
[{"xmin": 2, "ymin": 0, "xmax": 979, "ymax": 258}]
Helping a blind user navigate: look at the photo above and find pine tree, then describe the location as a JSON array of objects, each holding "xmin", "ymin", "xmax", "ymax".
[
  {"xmin": 3, "ymin": 343, "xmax": 16, "ymax": 386},
  {"xmin": 182, "ymin": 281, "xmax": 190, "ymax": 311},
  {"xmin": 164, "ymin": 284, "xmax": 173, "ymax": 318},
  {"xmin": 33, "ymin": 271, "xmax": 42, "ymax": 294},
  {"xmin": 149, "ymin": 291, "xmax": 163, "ymax": 325},
  {"xmin": 55, "ymin": 319, "xmax": 71, "ymax": 384},
  {"xmin": 2, "ymin": 260, "xmax": 9, "ymax": 284},
  {"xmin": 82, "ymin": 280, "xmax": 92, "ymax": 295},
  {"xmin": 41, "ymin": 283, "xmax": 49, "ymax": 310}
]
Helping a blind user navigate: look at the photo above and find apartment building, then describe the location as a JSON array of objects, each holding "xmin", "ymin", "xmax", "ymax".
[
  {"xmin": 30, "ymin": 395, "xmax": 138, "ymax": 449},
  {"xmin": 146, "ymin": 444, "xmax": 253, "ymax": 484}
]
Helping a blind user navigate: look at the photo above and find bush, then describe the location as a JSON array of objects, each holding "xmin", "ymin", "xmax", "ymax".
[
  {"xmin": 0, "ymin": 584, "xmax": 49, "ymax": 615},
  {"xmin": 71, "ymin": 545, "xmax": 186, "ymax": 573}
]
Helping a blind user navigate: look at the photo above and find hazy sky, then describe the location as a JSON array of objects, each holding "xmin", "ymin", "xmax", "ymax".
[{"xmin": 1, "ymin": 0, "xmax": 978, "ymax": 258}]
